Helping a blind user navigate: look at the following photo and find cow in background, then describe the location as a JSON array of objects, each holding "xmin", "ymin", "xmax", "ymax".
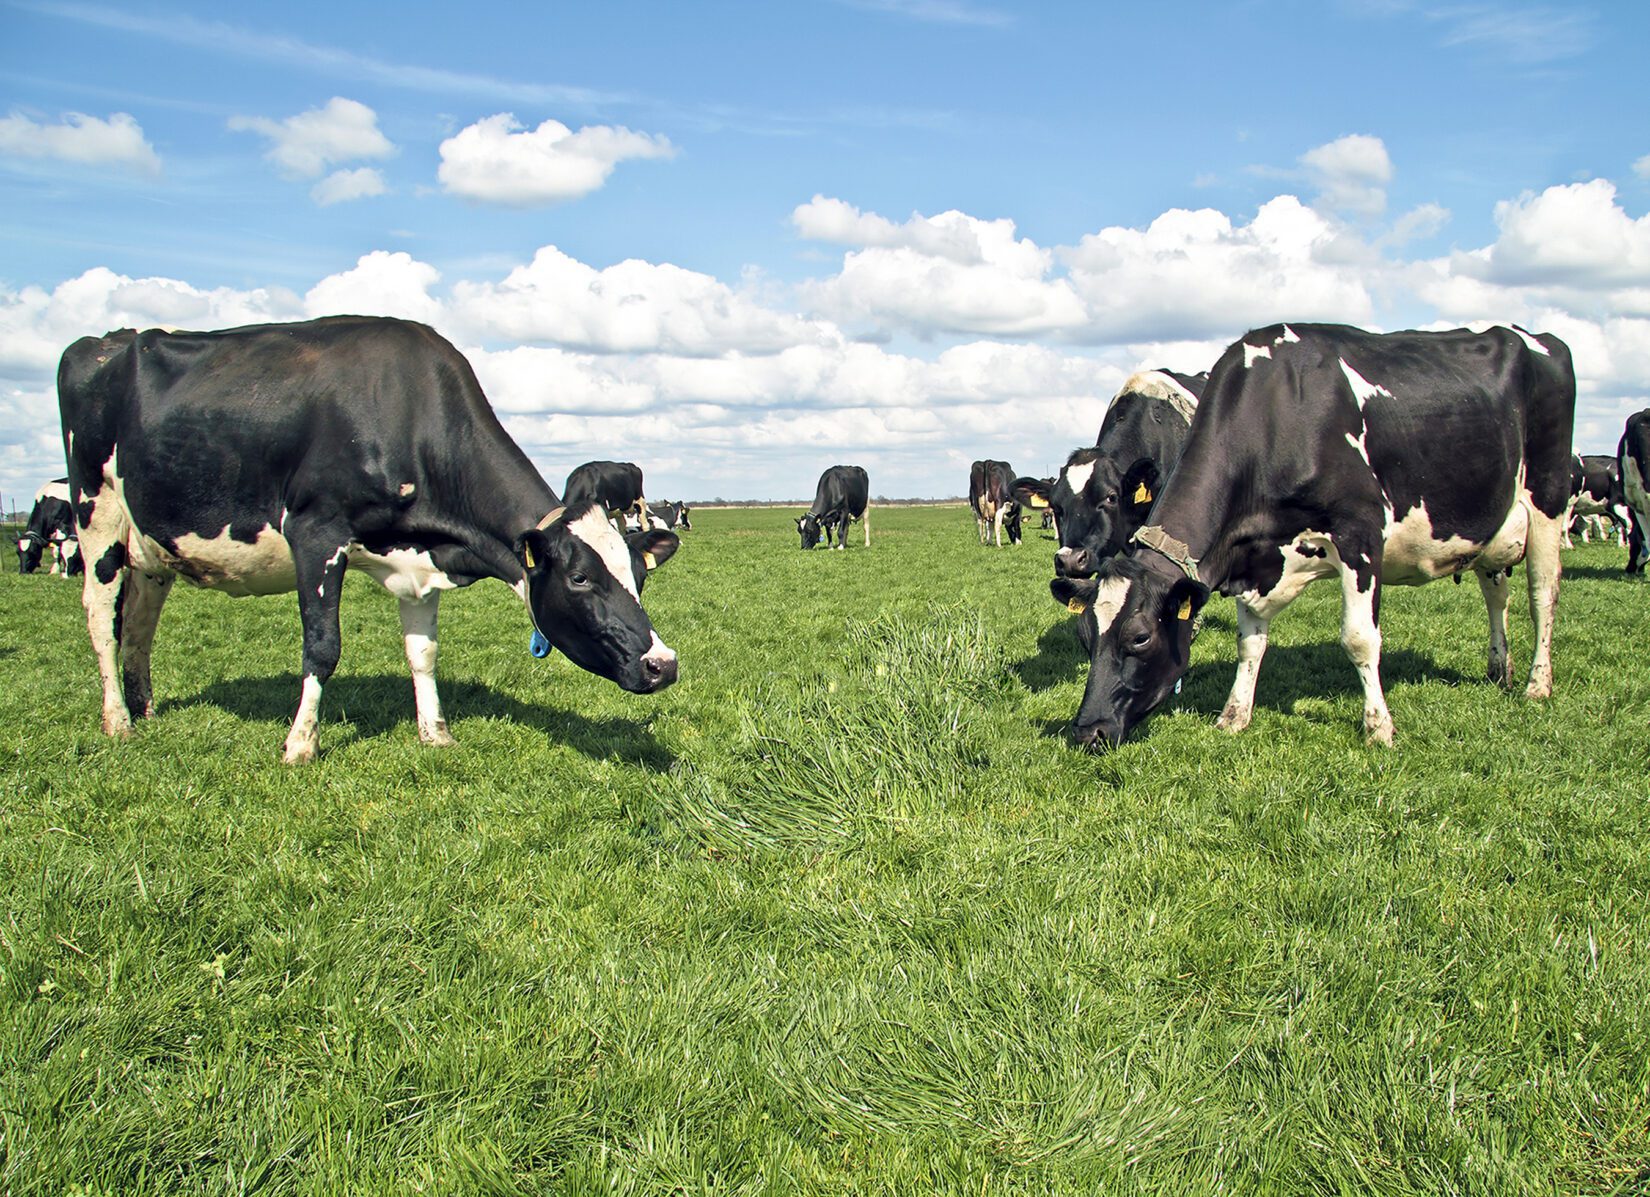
[
  {"xmin": 1563, "ymin": 454, "xmax": 1630, "ymax": 548},
  {"xmin": 1016, "ymin": 368, "xmax": 1207, "ymax": 578},
  {"xmin": 797, "ymin": 465, "xmax": 870, "ymax": 550},
  {"xmin": 16, "ymin": 478, "xmax": 81, "ymax": 576},
  {"xmin": 1058, "ymin": 323, "xmax": 1573, "ymax": 749},
  {"xmin": 969, "ymin": 459, "xmax": 1022, "ymax": 546},
  {"xmin": 647, "ymin": 501, "xmax": 693, "ymax": 531},
  {"xmin": 565, "ymin": 461, "xmax": 649, "ymax": 532},
  {"xmin": 1621, "ymin": 409, "xmax": 1650, "ymax": 574}
]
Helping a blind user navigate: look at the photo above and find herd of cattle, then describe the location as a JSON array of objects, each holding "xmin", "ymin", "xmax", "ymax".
[{"xmin": 7, "ymin": 315, "xmax": 1648, "ymax": 759}]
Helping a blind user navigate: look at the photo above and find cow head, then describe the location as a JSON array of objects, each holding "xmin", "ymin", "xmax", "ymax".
[
  {"xmin": 1018, "ymin": 451, "xmax": 1161, "ymax": 578},
  {"xmin": 796, "ymin": 514, "xmax": 823, "ymax": 549},
  {"xmin": 513, "ymin": 502, "xmax": 680, "ymax": 694},
  {"xmin": 16, "ymin": 533, "xmax": 43, "ymax": 574},
  {"xmin": 1052, "ymin": 554, "xmax": 1208, "ymax": 748}
]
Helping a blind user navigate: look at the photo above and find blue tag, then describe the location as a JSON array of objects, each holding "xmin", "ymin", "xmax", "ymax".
[{"xmin": 529, "ymin": 629, "xmax": 551, "ymax": 658}]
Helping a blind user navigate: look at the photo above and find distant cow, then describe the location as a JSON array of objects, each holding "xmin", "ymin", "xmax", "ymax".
[
  {"xmin": 969, "ymin": 460, "xmax": 1022, "ymax": 547},
  {"xmin": 1564, "ymin": 454, "xmax": 1630, "ymax": 548},
  {"xmin": 1016, "ymin": 369, "xmax": 1207, "ymax": 578},
  {"xmin": 1621, "ymin": 409, "xmax": 1650, "ymax": 574},
  {"xmin": 59, "ymin": 316, "xmax": 679, "ymax": 764},
  {"xmin": 647, "ymin": 501, "xmax": 693, "ymax": 531},
  {"xmin": 565, "ymin": 461, "xmax": 649, "ymax": 532},
  {"xmin": 1056, "ymin": 324, "xmax": 1573, "ymax": 748},
  {"xmin": 797, "ymin": 466, "xmax": 870, "ymax": 550},
  {"xmin": 16, "ymin": 478, "xmax": 81, "ymax": 576}
]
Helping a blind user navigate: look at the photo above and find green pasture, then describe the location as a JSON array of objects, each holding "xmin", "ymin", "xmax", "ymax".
[{"xmin": 2, "ymin": 505, "xmax": 1647, "ymax": 1195}]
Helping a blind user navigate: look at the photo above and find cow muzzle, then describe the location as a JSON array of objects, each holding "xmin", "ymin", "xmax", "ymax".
[
  {"xmin": 1055, "ymin": 546, "xmax": 1094, "ymax": 578},
  {"xmin": 1073, "ymin": 717, "xmax": 1127, "ymax": 750}
]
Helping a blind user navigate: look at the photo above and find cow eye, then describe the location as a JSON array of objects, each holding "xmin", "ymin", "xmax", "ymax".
[
  {"xmin": 1101, "ymin": 493, "xmax": 1117, "ymax": 506},
  {"xmin": 570, "ymin": 572, "xmax": 591, "ymax": 588},
  {"xmin": 1129, "ymin": 629, "xmax": 1152, "ymax": 651}
]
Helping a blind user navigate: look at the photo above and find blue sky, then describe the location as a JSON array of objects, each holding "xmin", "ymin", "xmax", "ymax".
[{"xmin": 4, "ymin": 0, "xmax": 1649, "ymax": 504}]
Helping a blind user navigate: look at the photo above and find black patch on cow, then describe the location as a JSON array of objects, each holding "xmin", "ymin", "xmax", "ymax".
[{"xmin": 95, "ymin": 542, "xmax": 127, "ymax": 584}]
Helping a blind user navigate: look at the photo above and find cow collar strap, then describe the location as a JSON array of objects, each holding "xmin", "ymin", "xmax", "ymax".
[
  {"xmin": 534, "ymin": 506, "xmax": 566, "ymax": 530},
  {"xmin": 1131, "ymin": 524, "xmax": 1202, "ymax": 582}
]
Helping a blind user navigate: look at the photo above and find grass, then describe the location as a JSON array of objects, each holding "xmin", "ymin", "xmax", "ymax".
[{"xmin": 2, "ymin": 505, "xmax": 1647, "ymax": 1195}]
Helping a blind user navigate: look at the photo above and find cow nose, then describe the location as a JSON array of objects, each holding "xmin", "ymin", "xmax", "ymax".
[
  {"xmin": 1055, "ymin": 546, "xmax": 1091, "ymax": 577},
  {"xmin": 1073, "ymin": 719, "xmax": 1125, "ymax": 750},
  {"xmin": 642, "ymin": 652, "xmax": 678, "ymax": 691}
]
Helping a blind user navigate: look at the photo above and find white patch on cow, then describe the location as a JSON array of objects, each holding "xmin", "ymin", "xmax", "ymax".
[
  {"xmin": 1117, "ymin": 371, "xmax": 1199, "ymax": 424},
  {"xmin": 349, "ymin": 545, "xmax": 457, "ymax": 602},
  {"xmin": 36, "ymin": 480, "xmax": 71, "ymax": 504},
  {"xmin": 1345, "ymin": 429, "xmax": 1372, "ymax": 467},
  {"xmin": 566, "ymin": 505, "xmax": 639, "ymax": 599},
  {"xmin": 1091, "ymin": 575, "xmax": 1132, "ymax": 637},
  {"xmin": 133, "ymin": 524, "xmax": 298, "ymax": 597},
  {"xmin": 643, "ymin": 629, "xmax": 677, "ymax": 671},
  {"xmin": 399, "ymin": 482, "xmax": 416, "ymax": 498},
  {"xmin": 1379, "ymin": 494, "xmax": 1530, "ymax": 586},
  {"xmin": 1063, "ymin": 459, "xmax": 1096, "ymax": 498},
  {"xmin": 1243, "ymin": 343, "xmax": 1272, "ymax": 368},
  {"xmin": 1338, "ymin": 359, "xmax": 1392, "ymax": 411},
  {"xmin": 1238, "ymin": 530, "xmax": 1340, "ymax": 619},
  {"xmin": 16, "ymin": 535, "xmax": 33, "ymax": 552},
  {"xmin": 283, "ymin": 674, "xmax": 325, "ymax": 764},
  {"xmin": 1274, "ymin": 325, "xmax": 1301, "ymax": 346},
  {"xmin": 1503, "ymin": 325, "xmax": 1550, "ymax": 356}
]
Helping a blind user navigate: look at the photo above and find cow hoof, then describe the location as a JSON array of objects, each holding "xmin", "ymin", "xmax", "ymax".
[
  {"xmin": 1525, "ymin": 679, "xmax": 1553, "ymax": 701},
  {"xmin": 1364, "ymin": 713, "xmax": 1394, "ymax": 746},
  {"xmin": 421, "ymin": 723, "xmax": 457, "ymax": 748},
  {"xmin": 281, "ymin": 739, "xmax": 318, "ymax": 765},
  {"xmin": 1486, "ymin": 661, "xmax": 1515, "ymax": 689},
  {"xmin": 1215, "ymin": 707, "xmax": 1251, "ymax": 734},
  {"xmin": 102, "ymin": 713, "xmax": 133, "ymax": 739}
]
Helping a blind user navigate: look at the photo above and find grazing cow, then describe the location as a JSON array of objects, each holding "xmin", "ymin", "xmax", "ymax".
[
  {"xmin": 969, "ymin": 460, "xmax": 1022, "ymax": 547},
  {"xmin": 797, "ymin": 465, "xmax": 870, "ymax": 550},
  {"xmin": 1016, "ymin": 369, "xmax": 1207, "ymax": 578},
  {"xmin": 647, "ymin": 501, "xmax": 693, "ymax": 531},
  {"xmin": 1054, "ymin": 323, "xmax": 1574, "ymax": 748},
  {"xmin": 59, "ymin": 316, "xmax": 680, "ymax": 764},
  {"xmin": 1621, "ymin": 409, "xmax": 1650, "ymax": 574},
  {"xmin": 565, "ymin": 461, "xmax": 649, "ymax": 532},
  {"xmin": 1563, "ymin": 454, "xmax": 1630, "ymax": 548},
  {"xmin": 16, "ymin": 478, "xmax": 82, "ymax": 576}
]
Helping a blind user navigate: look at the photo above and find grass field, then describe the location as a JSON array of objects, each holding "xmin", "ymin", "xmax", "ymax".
[{"xmin": 2, "ymin": 505, "xmax": 1647, "ymax": 1195}]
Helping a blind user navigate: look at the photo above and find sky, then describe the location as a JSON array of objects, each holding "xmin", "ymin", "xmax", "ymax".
[{"xmin": 3, "ymin": 0, "xmax": 1649, "ymax": 506}]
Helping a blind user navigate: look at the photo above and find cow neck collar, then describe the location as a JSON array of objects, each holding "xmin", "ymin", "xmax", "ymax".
[{"xmin": 1131, "ymin": 524, "xmax": 1202, "ymax": 583}]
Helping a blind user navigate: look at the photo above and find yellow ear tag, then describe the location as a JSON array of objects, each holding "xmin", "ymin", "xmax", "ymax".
[
  {"xmin": 643, "ymin": 551, "xmax": 657, "ymax": 570},
  {"xmin": 522, "ymin": 543, "xmax": 536, "ymax": 569},
  {"xmin": 1066, "ymin": 597, "xmax": 1089, "ymax": 614},
  {"xmin": 1177, "ymin": 596, "xmax": 1193, "ymax": 621},
  {"xmin": 1030, "ymin": 495, "xmax": 1050, "ymax": 509},
  {"xmin": 1134, "ymin": 482, "xmax": 1152, "ymax": 504}
]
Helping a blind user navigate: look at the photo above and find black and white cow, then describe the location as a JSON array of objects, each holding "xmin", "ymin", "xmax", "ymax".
[
  {"xmin": 1054, "ymin": 323, "xmax": 1574, "ymax": 748},
  {"xmin": 1015, "ymin": 369, "xmax": 1207, "ymax": 578},
  {"xmin": 647, "ymin": 501, "xmax": 693, "ymax": 531},
  {"xmin": 565, "ymin": 460, "xmax": 649, "ymax": 532},
  {"xmin": 59, "ymin": 316, "xmax": 680, "ymax": 764},
  {"xmin": 969, "ymin": 460, "xmax": 1022, "ymax": 547},
  {"xmin": 1563, "ymin": 454, "xmax": 1630, "ymax": 548},
  {"xmin": 1621, "ymin": 409, "xmax": 1650, "ymax": 574},
  {"xmin": 797, "ymin": 465, "xmax": 870, "ymax": 550},
  {"xmin": 16, "ymin": 477, "xmax": 82, "ymax": 576}
]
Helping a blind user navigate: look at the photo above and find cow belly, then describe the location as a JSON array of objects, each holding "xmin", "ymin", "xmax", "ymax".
[
  {"xmin": 131, "ymin": 524, "xmax": 297, "ymax": 596},
  {"xmin": 1381, "ymin": 494, "xmax": 1526, "ymax": 585},
  {"xmin": 349, "ymin": 546, "xmax": 457, "ymax": 600}
]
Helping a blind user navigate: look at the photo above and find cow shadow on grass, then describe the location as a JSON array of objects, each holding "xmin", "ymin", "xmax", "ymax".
[
  {"xmin": 1559, "ymin": 563, "xmax": 1635, "ymax": 581},
  {"xmin": 164, "ymin": 673, "xmax": 673, "ymax": 770},
  {"xmin": 1030, "ymin": 640, "xmax": 1474, "ymax": 745}
]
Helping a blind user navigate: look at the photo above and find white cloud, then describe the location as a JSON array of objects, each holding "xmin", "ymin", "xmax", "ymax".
[
  {"xmin": 303, "ymin": 252, "xmax": 443, "ymax": 324},
  {"xmin": 0, "ymin": 110, "xmax": 160, "ymax": 174},
  {"xmin": 310, "ymin": 167, "xmax": 387, "ymax": 206},
  {"xmin": 1464, "ymin": 179, "xmax": 1650, "ymax": 288},
  {"xmin": 229, "ymin": 97, "xmax": 394, "ymax": 179},
  {"xmin": 1301, "ymin": 133, "xmax": 1392, "ymax": 218},
  {"xmin": 436, "ymin": 114, "xmax": 675, "ymax": 205},
  {"xmin": 1635, "ymin": 154, "xmax": 1650, "ymax": 181}
]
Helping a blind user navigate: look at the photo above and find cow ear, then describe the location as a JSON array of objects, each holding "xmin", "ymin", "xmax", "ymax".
[
  {"xmin": 629, "ymin": 528, "xmax": 679, "ymax": 572},
  {"xmin": 1050, "ymin": 575, "xmax": 1099, "ymax": 614},
  {"xmin": 1013, "ymin": 476, "xmax": 1051, "ymax": 509},
  {"xmin": 1120, "ymin": 458, "xmax": 1161, "ymax": 515},
  {"xmin": 514, "ymin": 529, "xmax": 552, "ymax": 572},
  {"xmin": 1160, "ymin": 576, "xmax": 1210, "ymax": 626}
]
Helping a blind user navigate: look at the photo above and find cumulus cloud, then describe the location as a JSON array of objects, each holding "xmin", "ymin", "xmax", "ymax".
[
  {"xmin": 303, "ymin": 251, "xmax": 443, "ymax": 324},
  {"xmin": 1636, "ymin": 154, "xmax": 1650, "ymax": 180},
  {"xmin": 310, "ymin": 166, "xmax": 387, "ymax": 206},
  {"xmin": 1301, "ymin": 133, "xmax": 1392, "ymax": 218},
  {"xmin": 229, "ymin": 97, "xmax": 394, "ymax": 179},
  {"xmin": 0, "ymin": 110, "xmax": 160, "ymax": 174},
  {"xmin": 1460, "ymin": 179, "xmax": 1650, "ymax": 289},
  {"xmin": 436, "ymin": 114, "xmax": 675, "ymax": 205}
]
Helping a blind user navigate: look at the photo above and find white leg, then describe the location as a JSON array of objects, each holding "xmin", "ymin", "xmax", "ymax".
[
  {"xmin": 120, "ymin": 571, "xmax": 173, "ymax": 719},
  {"xmin": 1476, "ymin": 568, "xmax": 1513, "ymax": 688},
  {"xmin": 1340, "ymin": 568, "xmax": 1392, "ymax": 745},
  {"xmin": 863, "ymin": 506, "xmax": 870, "ymax": 548},
  {"xmin": 1216, "ymin": 599, "xmax": 1269, "ymax": 734},
  {"xmin": 1523, "ymin": 506, "xmax": 1562, "ymax": 699},
  {"xmin": 283, "ymin": 675, "xmax": 325, "ymax": 764},
  {"xmin": 400, "ymin": 594, "xmax": 455, "ymax": 747},
  {"xmin": 77, "ymin": 488, "xmax": 132, "ymax": 737}
]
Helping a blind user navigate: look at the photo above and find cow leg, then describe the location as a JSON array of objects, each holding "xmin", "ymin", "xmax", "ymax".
[
  {"xmin": 1522, "ymin": 505, "xmax": 1562, "ymax": 700},
  {"xmin": 283, "ymin": 538, "xmax": 351, "ymax": 764},
  {"xmin": 1339, "ymin": 567, "xmax": 1392, "ymax": 745},
  {"xmin": 1476, "ymin": 568, "xmax": 1514, "ymax": 689},
  {"xmin": 82, "ymin": 549, "xmax": 131, "ymax": 737},
  {"xmin": 400, "ymin": 594, "xmax": 455, "ymax": 747},
  {"xmin": 1216, "ymin": 599, "xmax": 1270, "ymax": 734},
  {"xmin": 993, "ymin": 507, "xmax": 1005, "ymax": 548},
  {"xmin": 862, "ymin": 505, "xmax": 870, "ymax": 548},
  {"xmin": 120, "ymin": 571, "xmax": 173, "ymax": 719},
  {"xmin": 1628, "ymin": 516, "xmax": 1646, "ymax": 573},
  {"xmin": 1561, "ymin": 501, "xmax": 1575, "ymax": 548}
]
